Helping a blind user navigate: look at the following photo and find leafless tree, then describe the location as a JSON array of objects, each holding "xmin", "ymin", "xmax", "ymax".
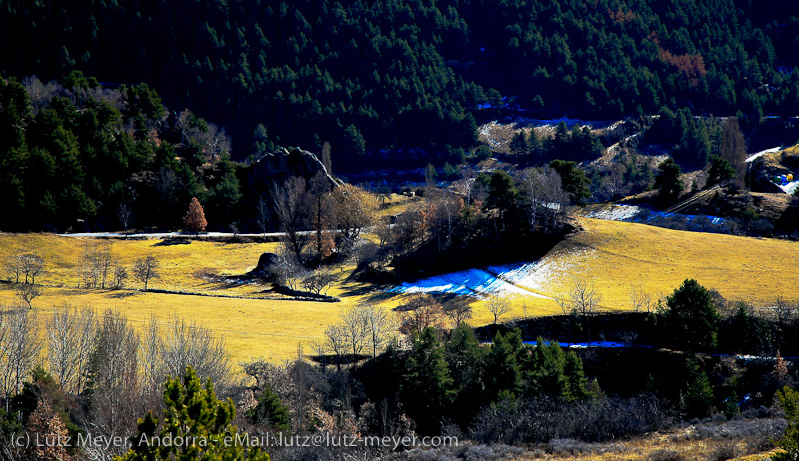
[
  {"xmin": 20, "ymin": 250, "xmax": 45, "ymax": 285},
  {"xmin": 159, "ymin": 316, "xmax": 231, "ymax": 392},
  {"xmin": 140, "ymin": 314, "xmax": 163, "ymax": 397},
  {"xmin": 3, "ymin": 252, "xmax": 23, "ymax": 283},
  {"xmin": 90, "ymin": 309, "xmax": 141, "ymax": 439},
  {"xmin": 77, "ymin": 241, "xmax": 114, "ymax": 288},
  {"xmin": 117, "ymin": 203, "xmax": 135, "ymax": 235},
  {"xmin": 444, "ymin": 296, "xmax": 473, "ymax": 327},
  {"xmin": 268, "ymin": 248, "xmax": 308, "ymax": 291},
  {"xmin": 22, "ymin": 75, "xmax": 59, "ymax": 114},
  {"xmin": 175, "ymin": 109, "xmax": 232, "ymax": 163},
  {"xmin": 339, "ymin": 306, "xmax": 369, "ymax": 357},
  {"xmin": 309, "ymin": 172, "xmax": 336, "ymax": 260},
  {"xmin": 518, "ymin": 166, "xmax": 569, "ymax": 234},
  {"xmin": 112, "ymin": 259, "xmax": 128, "ymax": 289},
  {"xmin": 301, "ymin": 269, "xmax": 336, "ymax": 295},
  {"xmin": 774, "ymin": 296, "xmax": 797, "ymax": 326},
  {"xmin": 629, "ymin": 284, "xmax": 653, "ymax": 313},
  {"xmin": 271, "ymin": 176, "xmax": 309, "ymax": 260},
  {"xmin": 0, "ymin": 304, "xmax": 41, "ymax": 406},
  {"xmin": 255, "ymin": 195, "xmax": 271, "ymax": 238},
  {"xmin": 425, "ymin": 190, "xmax": 462, "ymax": 255},
  {"xmin": 321, "ymin": 323, "xmax": 348, "ymax": 371},
  {"xmin": 557, "ymin": 275, "xmax": 603, "ymax": 316},
  {"xmin": 358, "ymin": 304, "xmax": 397, "ymax": 358},
  {"xmin": 15, "ymin": 283, "xmax": 41, "ymax": 308},
  {"xmin": 398, "ymin": 294, "xmax": 446, "ymax": 334},
  {"xmin": 485, "ymin": 294, "xmax": 512, "ymax": 324},
  {"xmin": 132, "ymin": 254, "xmax": 160, "ymax": 291},
  {"xmin": 47, "ymin": 306, "xmax": 97, "ymax": 394}
]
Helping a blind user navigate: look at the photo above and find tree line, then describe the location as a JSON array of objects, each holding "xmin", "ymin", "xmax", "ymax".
[{"xmin": 3, "ymin": 0, "xmax": 799, "ymax": 166}]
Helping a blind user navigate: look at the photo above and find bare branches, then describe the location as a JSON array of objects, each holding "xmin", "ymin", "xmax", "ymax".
[
  {"xmin": 271, "ymin": 176, "xmax": 309, "ymax": 260},
  {"xmin": 15, "ymin": 283, "xmax": 41, "ymax": 308},
  {"xmin": 557, "ymin": 275, "xmax": 603, "ymax": 316},
  {"xmin": 301, "ymin": 269, "xmax": 336, "ymax": 295},
  {"xmin": 630, "ymin": 284, "xmax": 654, "ymax": 313},
  {"xmin": 0, "ymin": 305, "xmax": 41, "ymax": 403},
  {"xmin": 77, "ymin": 241, "xmax": 115, "ymax": 289},
  {"xmin": 132, "ymin": 254, "xmax": 160, "ymax": 291},
  {"xmin": 485, "ymin": 294, "xmax": 512, "ymax": 324},
  {"xmin": 158, "ymin": 316, "xmax": 232, "ymax": 392},
  {"xmin": 47, "ymin": 306, "xmax": 97, "ymax": 394},
  {"xmin": 444, "ymin": 296, "xmax": 473, "ymax": 327}
]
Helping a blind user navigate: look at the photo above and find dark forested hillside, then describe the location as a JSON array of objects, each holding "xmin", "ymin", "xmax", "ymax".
[{"xmin": 3, "ymin": 0, "xmax": 799, "ymax": 167}]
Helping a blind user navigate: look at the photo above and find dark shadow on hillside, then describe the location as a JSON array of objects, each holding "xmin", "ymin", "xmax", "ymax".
[
  {"xmin": 337, "ymin": 283, "xmax": 396, "ymax": 304},
  {"xmin": 106, "ymin": 291, "xmax": 139, "ymax": 299},
  {"xmin": 153, "ymin": 237, "xmax": 192, "ymax": 246}
]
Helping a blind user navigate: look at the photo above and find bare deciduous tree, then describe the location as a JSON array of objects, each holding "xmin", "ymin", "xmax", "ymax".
[
  {"xmin": 90, "ymin": 309, "xmax": 141, "ymax": 439},
  {"xmin": 20, "ymin": 250, "xmax": 45, "ymax": 285},
  {"xmin": 301, "ymin": 269, "xmax": 337, "ymax": 295},
  {"xmin": 339, "ymin": 306, "xmax": 369, "ymax": 357},
  {"xmin": 159, "ymin": 316, "xmax": 232, "ymax": 392},
  {"xmin": 398, "ymin": 294, "xmax": 446, "ymax": 334},
  {"xmin": 117, "ymin": 203, "xmax": 135, "ymax": 235},
  {"xmin": 485, "ymin": 294, "xmax": 512, "ymax": 325},
  {"xmin": 519, "ymin": 166, "xmax": 569, "ymax": 234},
  {"xmin": 78, "ymin": 241, "xmax": 115, "ymax": 289},
  {"xmin": 112, "ymin": 259, "xmax": 128, "ymax": 289},
  {"xmin": 359, "ymin": 304, "xmax": 397, "ymax": 358},
  {"xmin": 444, "ymin": 296, "xmax": 473, "ymax": 327},
  {"xmin": 133, "ymin": 254, "xmax": 160, "ymax": 291},
  {"xmin": 255, "ymin": 195, "xmax": 271, "ymax": 238},
  {"xmin": 321, "ymin": 323, "xmax": 348, "ymax": 371},
  {"xmin": 47, "ymin": 306, "xmax": 97, "ymax": 394},
  {"xmin": 557, "ymin": 275, "xmax": 603, "ymax": 316},
  {"xmin": 272, "ymin": 176, "xmax": 309, "ymax": 259},
  {"xmin": 0, "ymin": 304, "xmax": 41, "ymax": 406},
  {"xmin": 308, "ymin": 172, "xmax": 336, "ymax": 260},
  {"xmin": 630, "ymin": 284, "xmax": 653, "ymax": 313},
  {"xmin": 15, "ymin": 283, "xmax": 41, "ymax": 308}
]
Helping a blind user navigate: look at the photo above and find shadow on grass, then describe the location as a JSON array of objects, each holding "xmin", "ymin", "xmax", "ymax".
[
  {"xmin": 106, "ymin": 291, "xmax": 140, "ymax": 299},
  {"xmin": 338, "ymin": 282, "xmax": 398, "ymax": 304},
  {"xmin": 153, "ymin": 238, "xmax": 192, "ymax": 246}
]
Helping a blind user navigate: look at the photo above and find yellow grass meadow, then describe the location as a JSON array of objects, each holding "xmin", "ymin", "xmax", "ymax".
[{"xmin": 1, "ymin": 217, "xmax": 797, "ymax": 364}]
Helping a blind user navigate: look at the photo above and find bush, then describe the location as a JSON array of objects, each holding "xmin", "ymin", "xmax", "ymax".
[
  {"xmin": 648, "ymin": 449, "xmax": 687, "ymax": 461},
  {"xmin": 469, "ymin": 394, "xmax": 672, "ymax": 445}
]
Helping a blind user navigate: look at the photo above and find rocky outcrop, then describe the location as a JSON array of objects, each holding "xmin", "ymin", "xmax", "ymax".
[{"xmin": 246, "ymin": 146, "xmax": 340, "ymax": 190}]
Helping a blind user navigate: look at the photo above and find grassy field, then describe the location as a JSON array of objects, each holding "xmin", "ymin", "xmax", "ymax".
[
  {"xmin": 1, "ymin": 218, "xmax": 797, "ymax": 364},
  {"xmin": 547, "ymin": 218, "xmax": 799, "ymax": 310}
]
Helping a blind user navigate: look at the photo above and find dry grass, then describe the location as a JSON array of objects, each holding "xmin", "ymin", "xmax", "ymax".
[
  {"xmin": 2, "ymin": 217, "xmax": 797, "ymax": 363},
  {"xmin": 554, "ymin": 218, "xmax": 799, "ymax": 310}
]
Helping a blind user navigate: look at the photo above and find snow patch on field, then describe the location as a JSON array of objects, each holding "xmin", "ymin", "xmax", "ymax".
[
  {"xmin": 583, "ymin": 205, "xmax": 642, "ymax": 222},
  {"xmin": 779, "ymin": 181, "xmax": 799, "ymax": 195},
  {"xmin": 391, "ymin": 248, "xmax": 597, "ymax": 298}
]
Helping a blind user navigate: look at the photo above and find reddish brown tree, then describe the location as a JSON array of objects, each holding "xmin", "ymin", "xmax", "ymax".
[{"xmin": 183, "ymin": 197, "xmax": 207, "ymax": 235}]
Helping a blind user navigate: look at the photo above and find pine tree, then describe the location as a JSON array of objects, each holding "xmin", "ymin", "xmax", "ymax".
[
  {"xmin": 774, "ymin": 386, "xmax": 799, "ymax": 461},
  {"xmin": 247, "ymin": 384, "xmax": 291, "ymax": 433},
  {"xmin": 183, "ymin": 197, "xmax": 207, "ymax": 236},
  {"xmin": 665, "ymin": 279, "xmax": 720, "ymax": 351},
  {"xmin": 119, "ymin": 366, "xmax": 271, "ymax": 460},
  {"xmin": 654, "ymin": 158, "xmax": 684, "ymax": 205},
  {"xmin": 484, "ymin": 330, "xmax": 524, "ymax": 402},
  {"xmin": 401, "ymin": 327, "xmax": 455, "ymax": 435},
  {"xmin": 509, "ymin": 131, "xmax": 529, "ymax": 156}
]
